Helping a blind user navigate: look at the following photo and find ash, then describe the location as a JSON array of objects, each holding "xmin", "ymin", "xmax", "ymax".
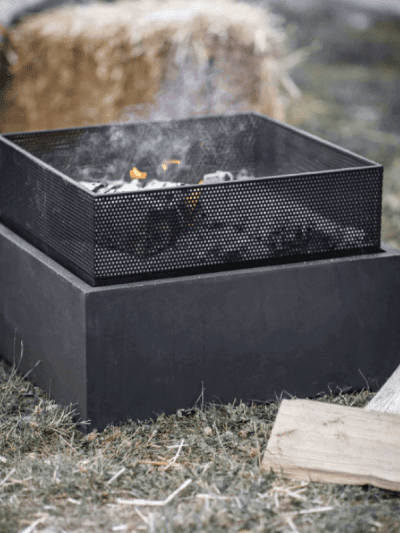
[{"xmin": 79, "ymin": 168, "xmax": 251, "ymax": 194}]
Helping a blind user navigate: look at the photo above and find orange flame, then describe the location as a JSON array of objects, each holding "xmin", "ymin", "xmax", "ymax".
[
  {"xmin": 161, "ymin": 160, "xmax": 181, "ymax": 172},
  {"xmin": 130, "ymin": 167, "xmax": 147, "ymax": 180}
]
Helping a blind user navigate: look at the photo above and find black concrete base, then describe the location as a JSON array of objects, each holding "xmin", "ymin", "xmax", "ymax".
[{"xmin": 1, "ymin": 222, "xmax": 400, "ymax": 434}]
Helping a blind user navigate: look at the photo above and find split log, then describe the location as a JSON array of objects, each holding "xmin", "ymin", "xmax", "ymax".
[
  {"xmin": 261, "ymin": 399, "xmax": 400, "ymax": 492},
  {"xmin": 366, "ymin": 363, "xmax": 400, "ymax": 415}
]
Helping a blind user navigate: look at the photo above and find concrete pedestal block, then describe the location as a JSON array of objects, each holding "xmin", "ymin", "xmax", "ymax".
[{"xmin": 1, "ymin": 222, "xmax": 399, "ymax": 433}]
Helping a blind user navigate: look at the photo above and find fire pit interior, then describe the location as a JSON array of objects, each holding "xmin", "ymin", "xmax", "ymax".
[{"xmin": 0, "ymin": 112, "xmax": 382, "ymax": 286}]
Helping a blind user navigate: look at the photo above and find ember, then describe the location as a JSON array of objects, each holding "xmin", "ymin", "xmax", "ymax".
[
  {"xmin": 161, "ymin": 160, "xmax": 182, "ymax": 172},
  {"xmin": 129, "ymin": 167, "xmax": 147, "ymax": 180},
  {"xmin": 79, "ymin": 167, "xmax": 254, "ymax": 194}
]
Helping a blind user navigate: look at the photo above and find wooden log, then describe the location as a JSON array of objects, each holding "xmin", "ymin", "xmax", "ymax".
[
  {"xmin": 366, "ymin": 363, "xmax": 400, "ymax": 415},
  {"xmin": 261, "ymin": 399, "xmax": 400, "ymax": 492}
]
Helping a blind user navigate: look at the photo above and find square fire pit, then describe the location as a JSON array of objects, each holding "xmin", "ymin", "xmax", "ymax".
[
  {"xmin": 0, "ymin": 113, "xmax": 399, "ymax": 434},
  {"xmin": 0, "ymin": 113, "xmax": 383, "ymax": 286}
]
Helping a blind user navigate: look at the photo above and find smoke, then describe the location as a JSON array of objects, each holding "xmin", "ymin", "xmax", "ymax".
[
  {"xmin": 46, "ymin": 49, "xmax": 256, "ymax": 191},
  {"xmin": 120, "ymin": 42, "xmax": 253, "ymax": 123},
  {"xmin": 41, "ymin": 35, "xmax": 258, "ymax": 191}
]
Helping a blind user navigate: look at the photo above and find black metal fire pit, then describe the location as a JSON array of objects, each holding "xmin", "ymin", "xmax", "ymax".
[
  {"xmin": 0, "ymin": 113, "xmax": 382, "ymax": 286},
  {"xmin": 1, "ymin": 112, "xmax": 398, "ymax": 435}
]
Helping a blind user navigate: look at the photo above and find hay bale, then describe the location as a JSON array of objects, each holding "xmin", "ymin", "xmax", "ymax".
[{"xmin": 1, "ymin": 0, "xmax": 296, "ymax": 132}]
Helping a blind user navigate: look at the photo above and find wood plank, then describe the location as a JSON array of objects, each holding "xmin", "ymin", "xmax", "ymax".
[
  {"xmin": 366, "ymin": 363, "xmax": 400, "ymax": 415},
  {"xmin": 261, "ymin": 399, "xmax": 400, "ymax": 491}
]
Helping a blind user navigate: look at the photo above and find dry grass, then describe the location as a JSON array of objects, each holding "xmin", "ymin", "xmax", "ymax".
[{"xmin": 1, "ymin": 349, "xmax": 400, "ymax": 533}]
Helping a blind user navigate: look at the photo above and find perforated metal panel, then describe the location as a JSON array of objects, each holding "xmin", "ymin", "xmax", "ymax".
[{"xmin": 0, "ymin": 113, "xmax": 383, "ymax": 286}]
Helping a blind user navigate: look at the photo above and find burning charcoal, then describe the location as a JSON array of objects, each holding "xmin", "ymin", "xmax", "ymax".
[
  {"xmin": 116, "ymin": 180, "xmax": 145, "ymax": 193},
  {"xmin": 159, "ymin": 159, "xmax": 185, "ymax": 182},
  {"xmin": 202, "ymin": 171, "xmax": 234, "ymax": 184},
  {"xmin": 160, "ymin": 160, "xmax": 194, "ymax": 184},
  {"xmin": 129, "ymin": 167, "xmax": 147, "ymax": 180},
  {"xmin": 81, "ymin": 177, "xmax": 187, "ymax": 194},
  {"xmin": 145, "ymin": 179, "xmax": 185, "ymax": 190},
  {"xmin": 160, "ymin": 158, "xmax": 181, "ymax": 175}
]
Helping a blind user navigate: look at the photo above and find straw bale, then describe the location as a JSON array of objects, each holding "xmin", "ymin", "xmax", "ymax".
[{"xmin": 0, "ymin": 0, "xmax": 296, "ymax": 132}]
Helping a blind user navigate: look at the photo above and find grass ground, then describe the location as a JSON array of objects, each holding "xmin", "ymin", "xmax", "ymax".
[{"xmin": 1, "ymin": 354, "xmax": 400, "ymax": 533}]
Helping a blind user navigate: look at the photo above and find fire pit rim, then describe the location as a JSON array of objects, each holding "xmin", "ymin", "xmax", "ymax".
[{"xmin": 0, "ymin": 111, "xmax": 383, "ymax": 199}]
